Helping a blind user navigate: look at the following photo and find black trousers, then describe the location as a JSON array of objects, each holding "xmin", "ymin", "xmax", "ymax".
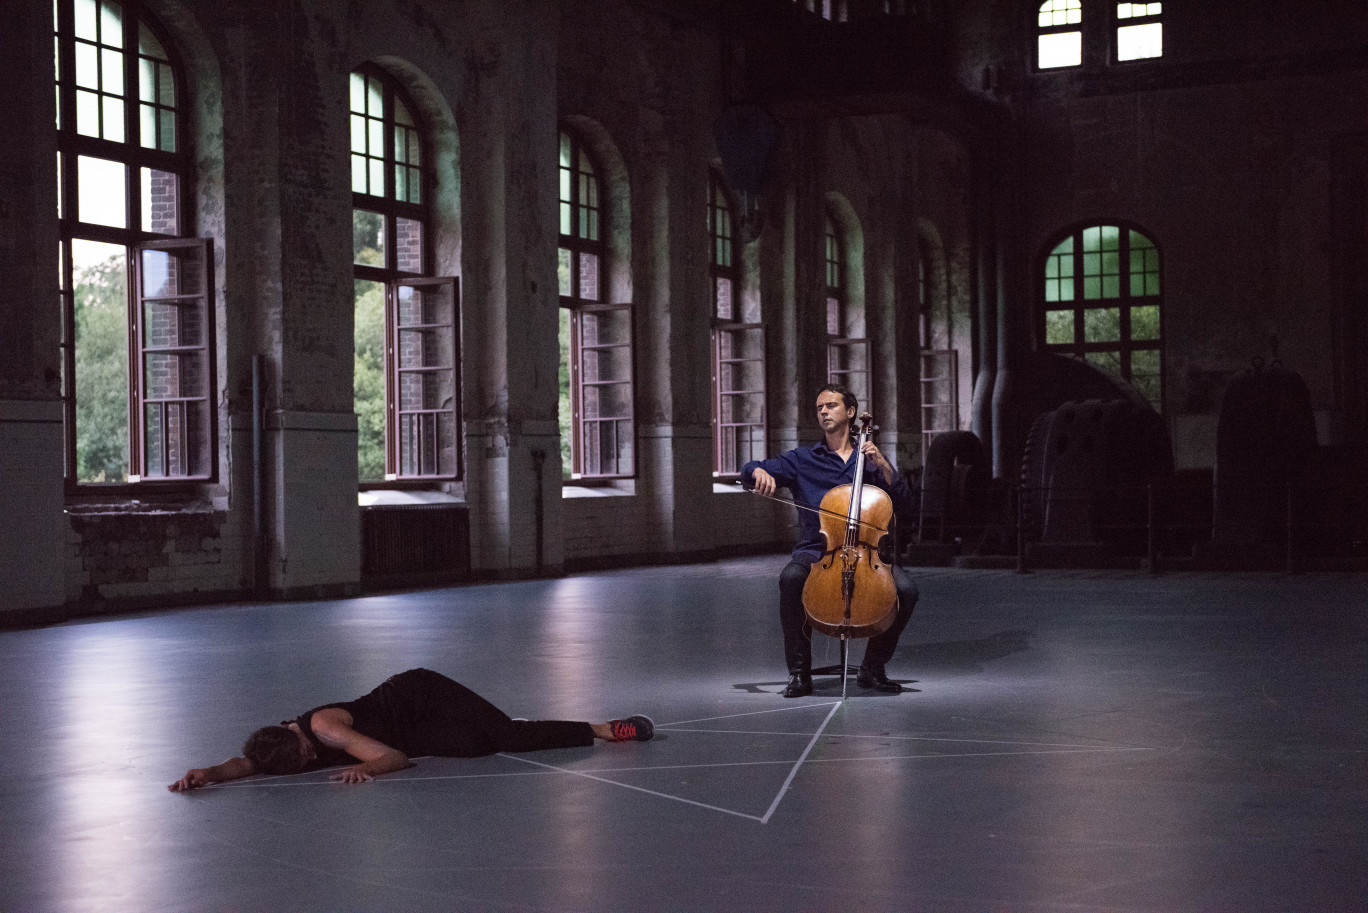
[
  {"xmin": 384, "ymin": 669, "xmax": 596, "ymax": 757},
  {"xmin": 777, "ymin": 560, "xmax": 918, "ymax": 675}
]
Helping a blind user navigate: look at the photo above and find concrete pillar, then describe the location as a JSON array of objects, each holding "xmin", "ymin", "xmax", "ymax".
[
  {"xmin": 0, "ymin": 1, "xmax": 65, "ymax": 618},
  {"xmin": 245, "ymin": 3, "xmax": 359, "ymax": 596},
  {"xmin": 462, "ymin": 7, "xmax": 562, "ymax": 576}
]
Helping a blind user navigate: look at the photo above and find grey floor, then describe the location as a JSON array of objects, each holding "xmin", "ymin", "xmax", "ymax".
[{"xmin": 2, "ymin": 557, "xmax": 1365, "ymax": 913}]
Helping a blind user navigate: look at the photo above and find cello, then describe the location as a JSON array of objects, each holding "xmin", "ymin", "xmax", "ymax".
[{"xmin": 800, "ymin": 413, "xmax": 899, "ymax": 693}]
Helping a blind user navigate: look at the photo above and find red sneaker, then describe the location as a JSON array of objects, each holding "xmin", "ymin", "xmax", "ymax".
[{"xmin": 608, "ymin": 715, "xmax": 654, "ymax": 742}]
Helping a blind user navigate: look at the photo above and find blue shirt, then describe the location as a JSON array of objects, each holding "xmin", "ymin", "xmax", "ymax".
[{"xmin": 741, "ymin": 442, "xmax": 914, "ymax": 561}]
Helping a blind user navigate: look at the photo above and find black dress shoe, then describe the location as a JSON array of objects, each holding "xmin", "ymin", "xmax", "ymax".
[
  {"xmin": 782, "ymin": 673, "xmax": 813, "ymax": 698},
  {"xmin": 856, "ymin": 666, "xmax": 903, "ymax": 693}
]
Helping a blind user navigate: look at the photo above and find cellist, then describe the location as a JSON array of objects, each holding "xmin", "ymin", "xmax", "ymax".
[{"xmin": 741, "ymin": 384, "xmax": 919, "ymax": 697}]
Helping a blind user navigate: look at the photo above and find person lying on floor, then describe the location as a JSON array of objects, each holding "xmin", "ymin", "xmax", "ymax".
[{"xmin": 168, "ymin": 667, "xmax": 653, "ymax": 791}]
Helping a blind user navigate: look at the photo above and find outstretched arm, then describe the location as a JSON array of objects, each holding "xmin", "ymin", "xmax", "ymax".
[
  {"xmin": 310, "ymin": 707, "xmax": 411, "ymax": 784},
  {"xmin": 168, "ymin": 756, "xmax": 257, "ymax": 792}
]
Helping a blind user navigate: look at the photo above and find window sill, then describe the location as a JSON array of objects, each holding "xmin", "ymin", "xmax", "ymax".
[
  {"xmin": 562, "ymin": 481, "xmax": 635, "ymax": 498},
  {"xmin": 65, "ymin": 491, "xmax": 218, "ymax": 516},
  {"xmin": 359, "ymin": 489, "xmax": 464, "ymax": 508}
]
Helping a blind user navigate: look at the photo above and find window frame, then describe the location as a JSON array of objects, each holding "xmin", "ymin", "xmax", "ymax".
[
  {"xmin": 1039, "ymin": 222, "xmax": 1164, "ymax": 410},
  {"xmin": 350, "ymin": 65, "xmax": 460, "ymax": 485},
  {"xmin": 389, "ymin": 276, "xmax": 462, "ymax": 481},
  {"xmin": 1035, "ymin": 0, "xmax": 1084, "ymax": 71},
  {"xmin": 713, "ymin": 323, "xmax": 768, "ymax": 480},
  {"xmin": 708, "ymin": 171, "xmax": 767, "ymax": 479},
  {"xmin": 559, "ymin": 127, "xmax": 635, "ymax": 481},
  {"xmin": 129, "ymin": 237, "xmax": 216, "ymax": 481},
  {"xmin": 1113, "ymin": 1, "xmax": 1164, "ymax": 63},
  {"xmin": 55, "ymin": 0, "xmax": 212, "ymax": 492},
  {"xmin": 823, "ymin": 212, "xmax": 871, "ymax": 413}
]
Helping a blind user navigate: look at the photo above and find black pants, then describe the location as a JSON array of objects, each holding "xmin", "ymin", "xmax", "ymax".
[
  {"xmin": 385, "ymin": 669, "xmax": 595, "ymax": 757},
  {"xmin": 777, "ymin": 560, "xmax": 918, "ymax": 675}
]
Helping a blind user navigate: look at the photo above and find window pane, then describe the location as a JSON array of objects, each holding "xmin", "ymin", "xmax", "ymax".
[
  {"xmin": 141, "ymin": 400, "xmax": 209, "ymax": 478},
  {"xmin": 404, "ymin": 165, "xmax": 421, "ymax": 205},
  {"xmin": 143, "ymin": 350, "xmax": 205, "ymax": 400},
  {"xmin": 353, "ymin": 209, "xmax": 384, "ymax": 267},
  {"xmin": 368, "ymin": 157, "xmax": 384, "ymax": 196},
  {"xmin": 827, "ymin": 296, "xmax": 841, "ymax": 336},
  {"xmin": 101, "ymin": 46, "xmax": 123, "ymax": 96},
  {"xmin": 100, "ymin": 0, "xmax": 122, "ymax": 48},
  {"xmin": 139, "ymin": 57, "xmax": 155, "ymax": 103},
  {"xmin": 1117, "ymin": 22, "xmax": 1162, "ymax": 60},
  {"xmin": 714, "ymin": 276, "xmax": 734, "ymax": 321},
  {"xmin": 349, "ymin": 71, "xmax": 365, "ymax": 113},
  {"xmin": 156, "ymin": 61, "xmax": 174, "ymax": 107},
  {"xmin": 77, "ymin": 155, "xmax": 127, "ymax": 227},
  {"xmin": 75, "ymin": 0, "xmax": 98, "ymax": 41},
  {"xmin": 1039, "ymin": 0, "xmax": 1081, "ymax": 27},
  {"xmin": 140, "ymin": 167, "xmax": 178, "ymax": 234},
  {"xmin": 580, "ymin": 308, "xmax": 632, "ymax": 352},
  {"xmin": 350, "ymin": 114, "xmax": 366, "ymax": 155},
  {"xmin": 1045, "ymin": 309, "xmax": 1074, "ymax": 345},
  {"xmin": 72, "ymin": 238, "xmax": 129, "ymax": 484},
  {"xmin": 140, "ymin": 104, "xmax": 156, "ymax": 148},
  {"xmin": 1129, "ymin": 231, "xmax": 1160, "ymax": 296},
  {"xmin": 1131, "ymin": 304, "xmax": 1160, "ymax": 340},
  {"xmin": 366, "ymin": 77, "xmax": 381, "ymax": 118},
  {"xmin": 76, "ymin": 41, "xmax": 99, "ymax": 89},
  {"xmin": 394, "ymin": 217, "xmax": 423, "ymax": 273},
  {"xmin": 101, "ymin": 95, "xmax": 124, "ymax": 143},
  {"xmin": 354, "ymin": 278, "xmax": 386, "ymax": 481},
  {"xmin": 1038, "ymin": 31, "xmax": 1081, "ymax": 68},
  {"xmin": 1084, "ymin": 307, "xmax": 1121, "ymax": 343},
  {"xmin": 138, "ymin": 248, "xmax": 179, "ymax": 300},
  {"xmin": 828, "ymin": 340, "xmax": 869, "ymax": 413},
  {"xmin": 578, "ymin": 251, "xmax": 599, "ymax": 302},
  {"xmin": 1130, "ymin": 348, "xmax": 1162, "ymax": 407},
  {"xmin": 1045, "ymin": 240, "xmax": 1074, "ymax": 302},
  {"xmin": 558, "ymin": 247, "xmax": 572, "ymax": 297},
  {"xmin": 351, "ymin": 154, "xmax": 367, "ymax": 194},
  {"xmin": 157, "ymin": 110, "xmax": 175, "ymax": 151},
  {"xmin": 559, "ymin": 307, "xmax": 572, "ymax": 478},
  {"xmin": 76, "ymin": 88, "xmax": 100, "ymax": 135}
]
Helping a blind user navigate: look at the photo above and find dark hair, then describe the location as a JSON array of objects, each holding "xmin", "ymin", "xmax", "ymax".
[
  {"xmin": 816, "ymin": 383, "xmax": 858, "ymax": 438},
  {"xmin": 817, "ymin": 382, "xmax": 858, "ymax": 414},
  {"xmin": 243, "ymin": 725, "xmax": 311, "ymax": 775}
]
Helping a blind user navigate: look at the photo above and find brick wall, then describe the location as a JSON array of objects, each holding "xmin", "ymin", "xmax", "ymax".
[{"xmin": 65, "ymin": 508, "xmax": 244, "ymax": 609}]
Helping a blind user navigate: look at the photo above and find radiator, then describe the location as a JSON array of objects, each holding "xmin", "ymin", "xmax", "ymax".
[{"xmin": 361, "ymin": 505, "xmax": 471, "ymax": 580}]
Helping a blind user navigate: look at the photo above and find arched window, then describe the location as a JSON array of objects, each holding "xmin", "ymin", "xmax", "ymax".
[
  {"xmin": 1116, "ymin": 2, "xmax": 1163, "ymax": 61},
  {"xmin": 1042, "ymin": 223, "xmax": 1163, "ymax": 409},
  {"xmin": 56, "ymin": 0, "xmax": 214, "ymax": 487},
  {"xmin": 1037, "ymin": 0, "xmax": 1083, "ymax": 69},
  {"xmin": 710, "ymin": 171, "xmax": 766, "ymax": 477},
  {"xmin": 824, "ymin": 212, "xmax": 869, "ymax": 411},
  {"xmin": 351, "ymin": 66, "xmax": 459, "ymax": 482},
  {"xmin": 558, "ymin": 127, "xmax": 633, "ymax": 480}
]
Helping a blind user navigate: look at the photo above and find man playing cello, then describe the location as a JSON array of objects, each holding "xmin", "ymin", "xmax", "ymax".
[{"xmin": 741, "ymin": 384, "xmax": 919, "ymax": 697}]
